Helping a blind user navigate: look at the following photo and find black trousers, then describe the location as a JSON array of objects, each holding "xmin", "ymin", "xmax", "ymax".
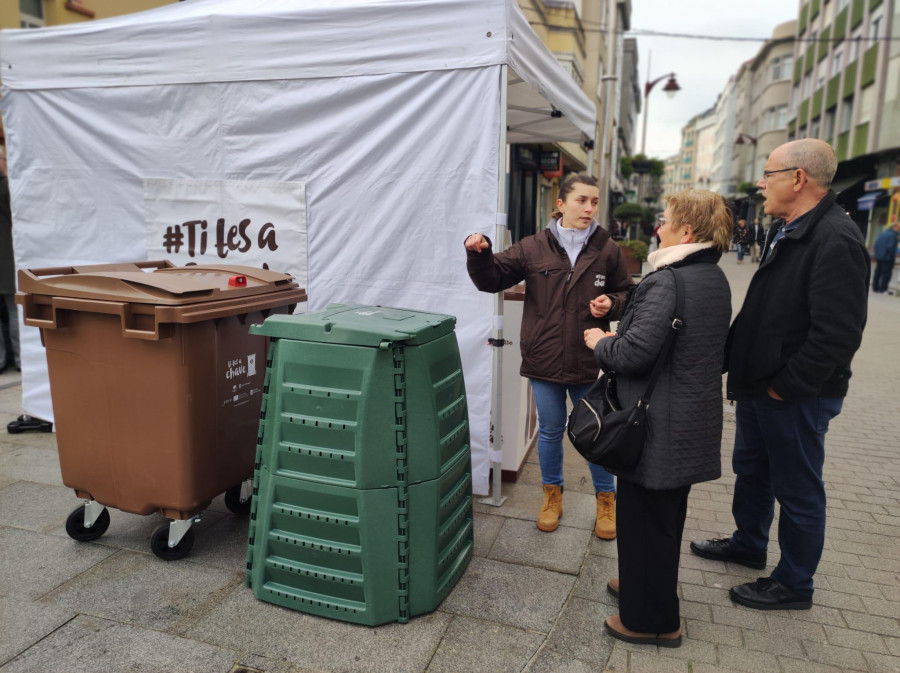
[{"xmin": 617, "ymin": 479, "xmax": 691, "ymax": 634}]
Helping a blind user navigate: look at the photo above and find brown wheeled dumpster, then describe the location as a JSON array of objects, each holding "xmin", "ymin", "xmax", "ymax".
[{"xmin": 16, "ymin": 261, "xmax": 306, "ymax": 559}]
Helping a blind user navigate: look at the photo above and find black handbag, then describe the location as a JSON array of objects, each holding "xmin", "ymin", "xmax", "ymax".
[{"xmin": 567, "ymin": 267, "xmax": 684, "ymax": 471}]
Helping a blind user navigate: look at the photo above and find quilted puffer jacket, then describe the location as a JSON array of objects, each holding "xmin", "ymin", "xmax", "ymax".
[{"xmin": 593, "ymin": 247, "xmax": 731, "ymax": 490}]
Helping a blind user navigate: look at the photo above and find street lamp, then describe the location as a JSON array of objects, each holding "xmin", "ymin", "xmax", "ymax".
[{"xmin": 640, "ymin": 54, "xmax": 681, "ymax": 156}]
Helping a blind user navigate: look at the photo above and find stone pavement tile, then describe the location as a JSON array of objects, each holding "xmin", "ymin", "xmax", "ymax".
[
  {"xmin": 827, "ymin": 507, "xmax": 877, "ymax": 523},
  {"xmin": 679, "ymin": 600, "xmax": 711, "ymax": 622},
  {"xmin": 526, "ymin": 597, "xmax": 614, "ymax": 671},
  {"xmin": 474, "ymin": 482, "xmax": 598, "ymax": 532},
  {"xmin": 425, "ymin": 615, "xmax": 543, "ymax": 673},
  {"xmin": 676, "ymin": 567, "xmax": 703, "ymax": 587},
  {"xmin": 825, "ymin": 576, "xmax": 887, "ymax": 598},
  {"xmin": 788, "ymin": 604, "xmax": 845, "ymax": 627},
  {"xmin": 884, "ymin": 636, "xmax": 900, "ymax": 657},
  {"xmin": 862, "ymin": 595, "xmax": 900, "ymax": 619},
  {"xmin": 41, "ymin": 549, "xmax": 243, "ymax": 634},
  {"xmin": 880, "ymin": 585, "xmax": 900, "ymax": 602},
  {"xmin": 716, "ymin": 643, "xmax": 780, "ymax": 673},
  {"xmin": 472, "ymin": 511, "xmax": 505, "ymax": 557},
  {"xmin": 742, "ymin": 628, "xmax": 804, "ymax": 658},
  {"xmin": 488, "ymin": 517, "xmax": 591, "ymax": 575},
  {"xmin": 864, "ymin": 651, "xmax": 900, "ymax": 673},
  {"xmin": 0, "ymin": 445, "xmax": 63, "ymax": 486},
  {"xmin": 662, "ymin": 636, "xmax": 717, "ymax": 664},
  {"xmin": 571, "ymin": 550, "xmax": 617, "ymax": 605},
  {"xmin": 188, "ymin": 584, "xmax": 451, "ymax": 673},
  {"xmin": 678, "ymin": 551, "xmax": 727, "ymax": 574},
  {"xmin": 0, "ymin": 527, "xmax": 115, "ymax": 600},
  {"xmin": 602, "ymin": 642, "xmax": 628, "ymax": 672},
  {"xmin": 623, "ymin": 651, "xmax": 688, "ymax": 673},
  {"xmin": 765, "ymin": 614, "xmax": 827, "ymax": 642},
  {"xmin": 801, "ymin": 640, "xmax": 869, "ymax": 671},
  {"xmin": 0, "ymin": 428, "xmax": 58, "ymax": 453},
  {"xmin": 830, "ymin": 538, "xmax": 894, "ymax": 558},
  {"xmin": 842, "ymin": 610, "xmax": 900, "ymax": 637},
  {"xmin": 813, "ymin": 560, "xmax": 849, "ymax": 578},
  {"xmin": 690, "ymin": 666, "xmax": 735, "ymax": 673},
  {"xmin": 841, "ymin": 529, "xmax": 891, "ymax": 547},
  {"xmin": 823, "ymin": 624, "xmax": 888, "ymax": 653},
  {"xmin": 439, "ymin": 557, "xmax": 576, "ymax": 632},
  {"xmin": 232, "ymin": 654, "xmax": 303, "ymax": 673},
  {"xmin": 525, "ymin": 651, "xmax": 604, "ymax": 673},
  {"xmin": 810, "ymin": 588, "xmax": 866, "ymax": 612},
  {"xmin": 710, "ymin": 604, "xmax": 767, "ymax": 631},
  {"xmin": 0, "ymin": 614, "xmax": 238, "ymax": 673},
  {"xmin": 187, "ymin": 511, "xmax": 251, "ymax": 571},
  {"xmin": 679, "ymin": 583, "xmax": 734, "ymax": 609},
  {"xmin": 860, "ymin": 554, "xmax": 900, "ymax": 572},
  {"xmin": 588, "ymin": 534, "xmax": 618, "ymax": 559},
  {"xmin": 0, "ymin": 480, "xmax": 82, "ymax": 532},
  {"xmin": 683, "ymin": 619, "xmax": 741, "ymax": 647},
  {"xmin": 0, "ymin": 598, "xmax": 74, "ymax": 666},
  {"xmin": 777, "ymin": 656, "xmax": 843, "ymax": 673},
  {"xmin": 845, "ymin": 565, "xmax": 900, "ymax": 586}
]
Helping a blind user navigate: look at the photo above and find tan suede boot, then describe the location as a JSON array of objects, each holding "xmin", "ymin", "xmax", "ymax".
[
  {"xmin": 537, "ymin": 484, "xmax": 563, "ymax": 532},
  {"xmin": 595, "ymin": 491, "xmax": 616, "ymax": 540}
]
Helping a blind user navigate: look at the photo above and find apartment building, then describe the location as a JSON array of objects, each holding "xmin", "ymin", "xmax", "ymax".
[{"xmin": 788, "ymin": 0, "xmax": 899, "ymax": 240}]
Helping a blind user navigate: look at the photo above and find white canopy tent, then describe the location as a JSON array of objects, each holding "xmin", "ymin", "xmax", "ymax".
[{"xmin": 0, "ymin": 0, "xmax": 595, "ymax": 495}]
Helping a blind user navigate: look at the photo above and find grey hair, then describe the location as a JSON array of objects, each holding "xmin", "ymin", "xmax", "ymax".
[{"xmin": 780, "ymin": 139, "xmax": 837, "ymax": 189}]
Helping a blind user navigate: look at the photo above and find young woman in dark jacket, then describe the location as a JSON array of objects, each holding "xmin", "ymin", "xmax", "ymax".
[
  {"xmin": 584, "ymin": 189, "xmax": 733, "ymax": 647},
  {"xmin": 465, "ymin": 174, "xmax": 632, "ymax": 539}
]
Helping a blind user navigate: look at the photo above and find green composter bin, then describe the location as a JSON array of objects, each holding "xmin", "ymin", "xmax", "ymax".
[{"xmin": 245, "ymin": 305, "xmax": 473, "ymax": 626}]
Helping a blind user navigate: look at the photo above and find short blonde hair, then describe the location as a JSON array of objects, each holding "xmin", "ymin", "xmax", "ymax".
[{"xmin": 665, "ymin": 189, "xmax": 733, "ymax": 252}]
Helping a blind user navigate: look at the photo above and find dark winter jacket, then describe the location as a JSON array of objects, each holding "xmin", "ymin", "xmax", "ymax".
[
  {"xmin": 733, "ymin": 223, "xmax": 752, "ymax": 247},
  {"xmin": 0, "ymin": 177, "xmax": 14, "ymax": 294},
  {"xmin": 594, "ymin": 247, "xmax": 731, "ymax": 490},
  {"xmin": 725, "ymin": 191, "xmax": 869, "ymax": 402},
  {"xmin": 466, "ymin": 223, "xmax": 632, "ymax": 385}
]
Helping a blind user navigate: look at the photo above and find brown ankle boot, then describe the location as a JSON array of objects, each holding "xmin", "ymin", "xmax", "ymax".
[
  {"xmin": 537, "ymin": 484, "xmax": 563, "ymax": 532},
  {"xmin": 595, "ymin": 491, "xmax": 616, "ymax": 540}
]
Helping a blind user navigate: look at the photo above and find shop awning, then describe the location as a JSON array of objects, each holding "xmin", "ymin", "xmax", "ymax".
[{"xmin": 857, "ymin": 191, "xmax": 887, "ymax": 211}]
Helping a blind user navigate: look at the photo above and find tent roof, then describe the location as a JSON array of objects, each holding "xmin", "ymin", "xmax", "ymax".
[{"xmin": 0, "ymin": 0, "xmax": 595, "ymax": 144}]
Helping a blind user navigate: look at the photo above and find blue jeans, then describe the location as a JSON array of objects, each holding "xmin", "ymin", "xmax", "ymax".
[
  {"xmin": 529, "ymin": 378, "xmax": 615, "ymax": 493},
  {"xmin": 730, "ymin": 396, "xmax": 843, "ymax": 596},
  {"xmin": 736, "ymin": 244, "xmax": 746, "ymax": 261}
]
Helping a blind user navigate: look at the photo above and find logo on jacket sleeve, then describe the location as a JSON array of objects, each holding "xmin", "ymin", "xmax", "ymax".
[{"xmin": 594, "ymin": 273, "xmax": 606, "ymax": 288}]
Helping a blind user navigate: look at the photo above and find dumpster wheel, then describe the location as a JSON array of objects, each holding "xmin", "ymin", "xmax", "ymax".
[
  {"xmin": 150, "ymin": 524, "xmax": 195, "ymax": 561},
  {"xmin": 65, "ymin": 504, "xmax": 110, "ymax": 542},
  {"xmin": 224, "ymin": 483, "xmax": 252, "ymax": 515}
]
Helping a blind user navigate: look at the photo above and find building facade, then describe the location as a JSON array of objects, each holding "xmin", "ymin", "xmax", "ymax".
[{"xmin": 787, "ymin": 0, "xmax": 899, "ymax": 242}]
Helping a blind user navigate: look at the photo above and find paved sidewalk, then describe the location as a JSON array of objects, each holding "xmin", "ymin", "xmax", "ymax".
[{"xmin": 1, "ymin": 255, "xmax": 898, "ymax": 673}]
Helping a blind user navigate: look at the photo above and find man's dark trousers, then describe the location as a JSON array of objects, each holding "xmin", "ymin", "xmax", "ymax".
[
  {"xmin": 872, "ymin": 259, "xmax": 893, "ymax": 293},
  {"xmin": 730, "ymin": 396, "xmax": 843, "ymax": 596}
]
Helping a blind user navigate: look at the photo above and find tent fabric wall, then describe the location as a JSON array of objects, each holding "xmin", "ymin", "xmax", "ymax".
[{"xmin": 0, "ymin": 0, "xmax": 595, "ymax": 496}]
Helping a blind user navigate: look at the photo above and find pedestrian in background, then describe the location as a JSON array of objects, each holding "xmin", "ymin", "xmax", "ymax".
[
  {"xmin": 465, "ymin": 174, "xmax": 632, "ymax": 540},
  {"xmin": 691, "ymin": 139, "xmax": 870, "ymax": 611},
  {"xmin": 585, "ymin": 189, "xmax": 732, "ymax": 648},
  {"xmin": 0, "ymin": 145, "xmax": 20, "ymax": 374},
  {"xmin": 749, "ymin": 217, "xmax": 766, "ymax": 263},
  {"xmin": 871, "ymin": 222, "xmax": 899, "ymax": 293},
  {"xmin": 732, "ymin": 218, "xmax": 751, "ymax": 263}
]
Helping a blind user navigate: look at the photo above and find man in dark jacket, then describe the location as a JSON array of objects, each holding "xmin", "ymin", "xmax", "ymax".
[
  {"xmin": 690, "ymin": 139, "xmax": 870, "ymax": 610},
  {"xmin": 871, "ymin": 222, "xmax": 899, "ymax": 293},
  {"xmin": 0, "ymin": 146, "xmax": 19, "ymax": 374}
]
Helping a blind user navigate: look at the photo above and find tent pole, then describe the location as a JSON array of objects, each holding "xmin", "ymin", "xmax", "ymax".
[{"xmin": 480, "ymin": 63, "xmax": 508, "ymax": 507}]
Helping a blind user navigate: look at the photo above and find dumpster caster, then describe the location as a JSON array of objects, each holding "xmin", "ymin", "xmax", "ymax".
[
  {"xmin": 224, "ymin": 481, "xmax": 252, "ymax": 515},
  {"xmin": 7, "ymin": 414, "xmax": 53, "ymax": 434},
  {"xmin": 150, "ymin": 519, "xmax": 196, "ymax": 561},
  {"xmin": 65, "ymin": 501, "xmax": 110, "ymax": 542}
]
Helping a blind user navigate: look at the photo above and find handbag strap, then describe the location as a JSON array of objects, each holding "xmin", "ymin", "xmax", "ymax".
[{"xmin": 636, "ymin": 266, "xmax": 684, "ymax": 407}]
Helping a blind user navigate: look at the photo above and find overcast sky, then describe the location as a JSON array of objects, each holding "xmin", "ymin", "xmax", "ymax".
[{"xmin": 627, "ymin": 1, "xmax": 801, "ymax": 160}]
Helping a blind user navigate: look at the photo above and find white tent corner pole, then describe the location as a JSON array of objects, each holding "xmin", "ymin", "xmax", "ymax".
[{"xmin": 480, "ymin": 64, "xmax": 508, "ymax": 508}]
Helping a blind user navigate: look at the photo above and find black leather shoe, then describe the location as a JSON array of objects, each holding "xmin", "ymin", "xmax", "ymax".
[
  {"xmin": 730, "ymin": 577, "xmax": 812, "ymax": 610},
  {"xmin": 690, "ymin": 538, "xmax": 766, "ymax": 569}
]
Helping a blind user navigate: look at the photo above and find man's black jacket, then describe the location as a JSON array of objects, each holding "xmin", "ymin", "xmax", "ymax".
[{"xmin": 725, "ymin": 191, "xmax": 870, "ymax": 401}]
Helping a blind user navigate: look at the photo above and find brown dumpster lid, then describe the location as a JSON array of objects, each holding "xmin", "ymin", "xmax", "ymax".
[{"xmin": 18, "ymin": 261, "xmax": 300, "ymax": 305}]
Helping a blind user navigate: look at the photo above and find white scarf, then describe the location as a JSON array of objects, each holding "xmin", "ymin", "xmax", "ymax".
[{"xmin": 647, "ymin": 241, "xmax": 715, "ymax": 270}]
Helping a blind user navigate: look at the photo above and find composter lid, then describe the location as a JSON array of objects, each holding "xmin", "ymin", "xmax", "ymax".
[
  {"xmin": 18, "ymin": 261, "xmax": 298, "ymax": 305},
  {"xmin": 250, "ymin": 304, "xmax": 456, "ymax": 347}
]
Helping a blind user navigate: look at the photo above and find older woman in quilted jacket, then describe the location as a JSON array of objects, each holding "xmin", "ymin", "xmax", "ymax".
[{"xmin": 584, "ymin": 190, "xmax": 733, "ymax": 648}]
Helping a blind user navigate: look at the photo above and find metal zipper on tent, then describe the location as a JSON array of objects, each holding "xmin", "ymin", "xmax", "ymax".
[{"xmin": 391, "ymin": 343, "xmax": 411, "ymax": 623}]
